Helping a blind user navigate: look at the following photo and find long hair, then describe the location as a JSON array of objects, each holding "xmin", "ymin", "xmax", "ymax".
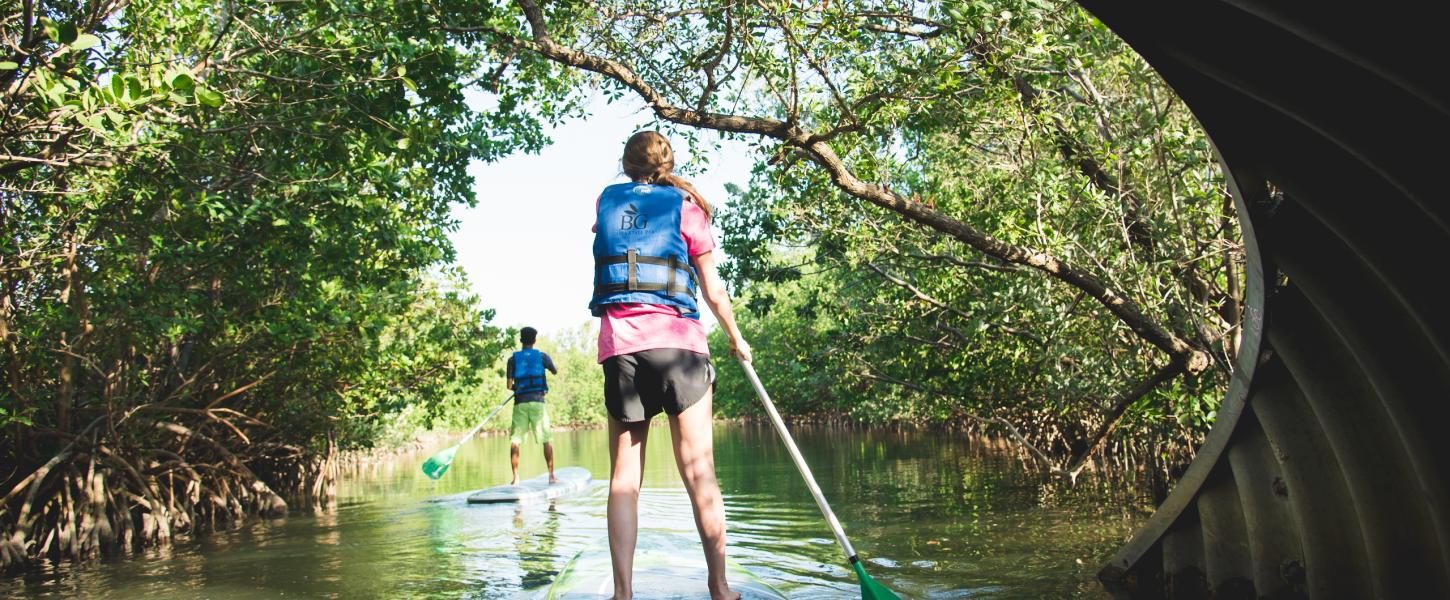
[{"xmin": 620, "ymin": 131, "xmax": 712, "ymax": 219}]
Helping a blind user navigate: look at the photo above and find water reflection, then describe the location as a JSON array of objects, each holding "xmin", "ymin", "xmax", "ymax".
[
  {"xmin": 4, "ymin": 424, "xmax": 1146, "ymax": 599},
  {"xmin": 513, "ymin": 503, "xmax": 562, "ymax": 590}
]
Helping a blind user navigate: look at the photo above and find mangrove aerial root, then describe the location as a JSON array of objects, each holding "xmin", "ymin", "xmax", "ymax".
[{"xmin": 0, "ymin": 416, "xmax": 334, "ymax": 570}]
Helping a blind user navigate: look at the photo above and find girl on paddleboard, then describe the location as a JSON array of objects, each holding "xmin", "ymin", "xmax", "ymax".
[{"xmin": 589, "ymin": 130, "xmax": 751, "ymax": 600}]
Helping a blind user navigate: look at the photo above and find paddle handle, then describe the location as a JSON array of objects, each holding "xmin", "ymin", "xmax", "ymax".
[
  {"xmin": 461, "ymin": 393, "xmax": 515, "ymax": 443},
  {"xmin": 739, "ymin": 360, "xmax": 859, "ymax": 562}
]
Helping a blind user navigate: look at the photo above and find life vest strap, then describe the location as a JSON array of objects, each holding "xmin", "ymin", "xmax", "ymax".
[
  {"xmin": 627, "ymin": 249, "xmax": 639, "ymax": 291},
  {"xmin": 597, "ymin": 253, "xmax": 695, "ymax": 270},
  {"xmin": 595, "ymin": 252, "xmax": 698, "ymax": 296},
  {"xmin": 594, "ymin": 281, "xmax": 694, "ymax": 295}
]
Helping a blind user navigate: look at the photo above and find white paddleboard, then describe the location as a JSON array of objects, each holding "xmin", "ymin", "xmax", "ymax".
[
  {"xmin": 546, "ymin": 532, "xmax": 787, "ymax": 599},
  {"xmin": 466, "ymin": 467, "xmax": 591, "ymax": 504}
]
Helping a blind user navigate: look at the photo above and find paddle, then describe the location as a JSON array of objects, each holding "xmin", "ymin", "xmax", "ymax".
[
  {"xmin": 421, "ymin": 393, "xmax": 515, "ymax": 480},
  {"xmin": 739, "ymin": 360, "xmax": 902, "ymax": 600}
]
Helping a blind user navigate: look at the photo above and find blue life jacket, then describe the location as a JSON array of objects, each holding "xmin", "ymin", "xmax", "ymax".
[
  {"xmin": 511, "ymin": 349, "xmax": 548, "ymax": 394},
  {"xmin": 589, "ymin": 182, "xmax": 700, "ymax": 318}
]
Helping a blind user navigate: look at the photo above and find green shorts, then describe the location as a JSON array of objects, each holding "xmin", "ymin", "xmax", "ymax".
[{"xmin": 509, "ymin": 401, "xmax": 552, "ymax": 445}]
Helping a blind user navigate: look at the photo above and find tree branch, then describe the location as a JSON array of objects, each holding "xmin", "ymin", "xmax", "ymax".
[
  {"xmin": 1058, "ymin": 356, "xmax": 1188, "ymax": 479},
  {"xmin": 904, "ymin": 252, "xmax": 1021, "ymax": 273}
]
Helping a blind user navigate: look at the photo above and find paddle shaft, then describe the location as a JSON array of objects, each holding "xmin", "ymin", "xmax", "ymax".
[
  {"xmin": 460, "ymin": 393, "xmax": 515, "ymax": 444},
  {"xmin": 739, "ymin": 360, "xmax": 859, "ymax": 562}
]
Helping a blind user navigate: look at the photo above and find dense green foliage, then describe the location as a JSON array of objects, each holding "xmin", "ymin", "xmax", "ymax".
[
  {"xmin": 0, "ymin": 0, "xmax": 571, "ymax": 566},
  {"xmin": 706, "ymin": 0, "xmax": 1237, "ymax": 461},
  {"xmin": 451, "ymin": 0, "xmax": 1242, "ymax": 477}
]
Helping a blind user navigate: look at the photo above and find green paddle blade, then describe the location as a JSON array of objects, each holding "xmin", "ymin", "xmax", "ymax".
[
  {"xmin": 421, "ymin": 444, "xmax": 460, "ymax": 480},
  {"xmin": 852, "ymin": 560, "xmax": 901, "ymax": 600}
]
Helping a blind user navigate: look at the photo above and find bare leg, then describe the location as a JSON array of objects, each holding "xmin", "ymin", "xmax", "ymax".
[
  {"xmin": 544, "ymin": 442, "xmax": 557, "ymax": 483},
  {"xmin": 608, "ymin": 418, "xmax": 650, "ymax": 600},
  {"xmin": 510, "ymin": 442, "xmax": 520, "ymax": 486},
  {"xmin": 668, "ymin": 391, "xmax": 738, "ymax": 600}
]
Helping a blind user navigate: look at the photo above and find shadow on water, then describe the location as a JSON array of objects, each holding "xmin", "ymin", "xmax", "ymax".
[{"xmin": 2, "ymin": 424, "xmax": 1147, "ymax": 599}]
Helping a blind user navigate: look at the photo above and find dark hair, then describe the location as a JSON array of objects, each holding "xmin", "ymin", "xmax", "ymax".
[{"xmin": 520, "ymin": 327, "xmax": 537, "ymax": 345}]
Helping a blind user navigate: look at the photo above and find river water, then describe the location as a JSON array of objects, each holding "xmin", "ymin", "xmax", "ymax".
[{"xmin": 3, "ymin": 424, "xmax": 1147, "ymax": 598}]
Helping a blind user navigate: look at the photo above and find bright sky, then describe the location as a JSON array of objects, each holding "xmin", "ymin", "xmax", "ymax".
[{"xmin": 450, "ymin": 93, "xmax": 757, "ymax": 337}]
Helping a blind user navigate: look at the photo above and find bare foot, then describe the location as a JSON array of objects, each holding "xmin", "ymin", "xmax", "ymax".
[
  {"xmin": 709, "ymin": 584, "xmax": 740, "ymax": 600},
  {"xmin": 549, "ymin": 476, "xmax": 559, "ymax": 484},
  {"xmin": 509, "ymin": 478, "xmax": 519, "ymax": 486}
]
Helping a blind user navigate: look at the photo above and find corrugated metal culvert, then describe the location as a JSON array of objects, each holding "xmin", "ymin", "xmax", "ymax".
[{"xmin": 1073, "ymin": 1, "xmax": 1450, "ymax": 598}]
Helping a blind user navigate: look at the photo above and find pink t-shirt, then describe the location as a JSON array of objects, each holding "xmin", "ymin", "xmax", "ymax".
[{"xmin": 595, "ymin": 194, "xmax": 715, "ymax": 363}]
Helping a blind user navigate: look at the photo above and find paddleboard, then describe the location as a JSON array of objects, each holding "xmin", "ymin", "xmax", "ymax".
[
  {"xmin": 546, "ymin": 532, "xmax": 786, "ymax": 599},
  {"xmin": 466, "ymin": 467, "xmax": 591, "ymax": 504}
]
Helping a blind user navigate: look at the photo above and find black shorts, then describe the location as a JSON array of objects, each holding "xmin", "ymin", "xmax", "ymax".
[{"xmin": 603, "ymin": 349, "xmax": 715, "ymax": 423}]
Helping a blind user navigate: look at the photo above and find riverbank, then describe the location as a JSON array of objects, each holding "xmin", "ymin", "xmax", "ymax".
[{"xmin": 361, "ymin": 412, "xmax": 1192, "ymax": 501}]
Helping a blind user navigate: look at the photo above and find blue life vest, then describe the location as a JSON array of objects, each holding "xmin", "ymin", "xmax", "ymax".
[
  {"xmin": 589, "ymin": 182, "xmax": 700, "ymax": 318},
  {"xmin": 511, "ymin": 349, "xmax": 547, "ymax": 394}
]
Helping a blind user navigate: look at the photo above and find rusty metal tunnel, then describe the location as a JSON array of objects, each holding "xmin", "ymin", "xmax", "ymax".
[{"xmin": 1073, "ymin": 1, "xmax": 1450, "ymax": 598}]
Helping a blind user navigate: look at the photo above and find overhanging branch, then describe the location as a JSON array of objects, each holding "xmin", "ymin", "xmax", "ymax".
[{"xmin": 447, "ymin": 0, "xmax": 1208, "ymax": 374}]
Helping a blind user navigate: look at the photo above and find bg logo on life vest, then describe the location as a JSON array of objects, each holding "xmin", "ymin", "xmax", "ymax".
[{"xmin": 620, "ymin": 203, "xmax": 649, "ymax": 230}]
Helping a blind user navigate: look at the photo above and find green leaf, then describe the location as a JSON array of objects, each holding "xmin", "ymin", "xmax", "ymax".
[
  {"xmin": 59, "ymin": 22, "xmax": 79, "ymax": 45},
  {"xmin": 43, "ymin": 81, "xmax": 66, "ymax": 104},
  {"xmin": 167, "ymin": 70, "xmax": 195, "ymax": 92},
  {"xmin": 195, "ymin": 88, "xmax": 224, "ymax": 107},
  {"xmin": 401, "ymin": 76, "xmax": 418, "ymax": 92},
  {"xmin": 40, "ymin": 18, "xmax": 60, "ymax": 42},
  {"xmin": 70, "ymin": 34, "xmax": 101, "ymax": 51},
  {"xmin": 0, "ymin": 61, "xmax": 18, "ymax": 70},
  {"xmin": 124, "ymin": 76, "xmax": 145, "ymax": 103},
  {"xmin": 79, "ymin": 113, "xmax": 106, "ymax": 133}
]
